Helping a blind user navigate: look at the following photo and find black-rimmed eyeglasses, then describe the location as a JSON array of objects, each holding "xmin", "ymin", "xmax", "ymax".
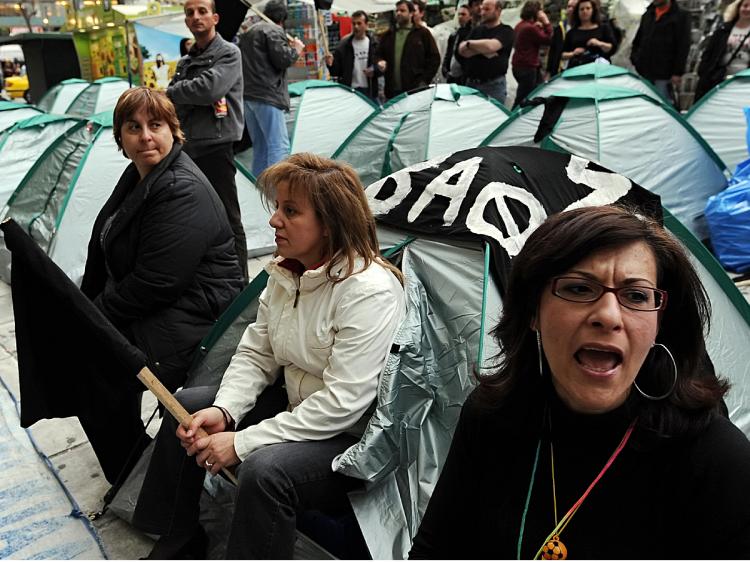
[{"xmin": 551, "ymin": 276, "xmax": 668, "ymax": 312}]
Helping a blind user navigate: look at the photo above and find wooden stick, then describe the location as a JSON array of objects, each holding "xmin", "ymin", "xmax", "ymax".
[
  {"xmin": 318, "ymin": 10, "xmax": 330, "ymax": 57},
  {"xmin": 137, "ymin": 367, "xmax": 239, "ymax": 485}
]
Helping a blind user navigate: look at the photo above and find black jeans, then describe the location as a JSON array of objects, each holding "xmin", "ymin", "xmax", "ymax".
[
  {"xmin": 132, "ymin": 383, "xmax": 362, "ymax": 559},
  {"xmin": 512, "ymin": 66, "xmax": 543, "ymax": 108},
  {"xmin": 191, "ymin": 143, "xmax": 248, "ymax": 280}
]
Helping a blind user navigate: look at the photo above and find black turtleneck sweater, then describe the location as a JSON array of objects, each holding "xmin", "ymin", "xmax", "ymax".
[{"xmin": 409, "ymin": 381, "xmax": 750, "ymax": 559}]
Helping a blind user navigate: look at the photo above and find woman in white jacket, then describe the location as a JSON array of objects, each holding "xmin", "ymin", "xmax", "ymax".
[{"xmin": 132, "ymin": 153, "xmax": 405, "ymax": 559}]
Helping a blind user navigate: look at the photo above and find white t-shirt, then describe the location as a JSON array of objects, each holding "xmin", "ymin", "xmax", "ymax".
[
  {"xmin": 351, "ymin": 35, "xmax": 370, "ymax": 89},
  {"xmin": 724, "ymin": 24, "xmax": 750, "ymax": 76}
]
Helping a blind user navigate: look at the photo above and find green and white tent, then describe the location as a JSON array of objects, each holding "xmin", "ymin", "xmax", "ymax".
[
  {"xmin": 37, "ymin": 79, "xmax": 90, "ymax": 115},
  {"xmin": 0, "ymin": 101, "xmax": 42, "ymax": 134},
  {"xmin": 287, "ymin": 80, "xmax": 378, "ymax": 155},
  {"xmin": 686, "ymin": 68, "xmax": 750, "ymax": 175},
  {"xmin": 332, "ymin": 83, "xmax": 511, "ymax": 187},
  {"xmin": 66, "ymin": 77, "xmax": 130, "ymax": 118},
  {"xmin": 481, "ymin": 84, "xmax": 728, "ymax": 240},
  {"xmin": 0, "ymin": 114, "xmax": 80, "ymax": 206},
  {"xmin": 528, "ymin": 62, "xmax": 663, "ymax": 103},
  {"xmin": 1, "ymin": 111, "xmax": 273, "ymax": 284},
  {"xmin": 1, "ymin": 112, "xmax": 114, "ymax": 283}
]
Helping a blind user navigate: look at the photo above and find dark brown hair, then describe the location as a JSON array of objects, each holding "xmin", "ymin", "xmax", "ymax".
[
  {"xmin": 477, "ymin": 206, "xmax": 728, "ymax": 437},
  {"xmin": 113, "ymin": 87, "xmax": 184, "ymax": 153},
  {"xmin": 520, "ymin": 0, "xmax": 541, "ymax": 21},
  {"xmin": 257, "ymin": 153, "xmax": 403, "ymax": 285},
  {"xmin": 396, "ymin": 0, "xmax": 415, "ymax": 13},
  {"xmin": 572, "ymin": 0, "xmax": 601, "ymax": 26},
  {"xmin": 351, "ymin": 10, "xmax": 369, "ymax": 22}
]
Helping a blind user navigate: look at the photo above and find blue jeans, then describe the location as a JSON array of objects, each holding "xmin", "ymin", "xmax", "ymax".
[
  {"xmin": 244, "ymin": 100, "xmax": 290, "ymax": 178},
  {"xmin": 652, "ymin": 79, "xmax": 676, "ymax": 107},
  {"xmin": 467, "ymin": 75, "xmax": 507, "ymax": 106}
]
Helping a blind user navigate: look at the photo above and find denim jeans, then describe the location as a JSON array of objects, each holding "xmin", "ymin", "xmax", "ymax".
[
  {"xmin": 243, "ymin": 100, "xmax": 290, "ymax": 178},
  {"xmin": 652, "ymin": 79, "xmax": 676, "ymax": 107},
  {"xmin": 132, "ymin": 383, "xmax": 361, "ymax": 559},
  {"xmin": 467, "ymin": 75, "xmax": 507, "ymax": 106}
]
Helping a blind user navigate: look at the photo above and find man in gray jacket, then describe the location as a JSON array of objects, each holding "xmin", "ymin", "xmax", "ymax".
[
  {"xmin": 168, "ymin": 0, "xmax": 247, "ymax": 279},
  {"xmin": 238, "ymin": 0, "xmax": 304, "ymax": 177}
]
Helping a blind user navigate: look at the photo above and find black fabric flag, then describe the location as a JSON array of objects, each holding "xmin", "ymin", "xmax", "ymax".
[
  {"xmin": 1, "ymin": 219, "xmax": 146, "ymax": 428},
  {"xmin": 365, "ymin": 146, "xmax": 662, "ymax": 292}
]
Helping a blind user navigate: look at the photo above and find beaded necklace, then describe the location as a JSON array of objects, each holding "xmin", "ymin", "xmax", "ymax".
[{"xmin": 516, "ymin": 410, "xmax": 637, "ymax": 560}]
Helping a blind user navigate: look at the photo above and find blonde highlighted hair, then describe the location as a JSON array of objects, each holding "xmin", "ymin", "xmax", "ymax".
[
  {"xmin": 257, "ymin": 153, "xmax": 403, "ymax": 284},
  {"xmin": 724, "ymin": 0, "xmax": 750, "ymax": 22}
]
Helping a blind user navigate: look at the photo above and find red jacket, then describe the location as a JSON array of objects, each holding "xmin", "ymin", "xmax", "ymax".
[{"xmin": 511, "ymin": 20, "xmax": 552, "ymax": 70}]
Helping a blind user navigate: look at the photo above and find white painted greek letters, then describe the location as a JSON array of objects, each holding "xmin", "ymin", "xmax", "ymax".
[
  {"xmin": 563, "ymin": 154, "xmax": 631, "ymax": 210},
  {"xmin": 466, "ymin": 182, "xmax": 547, "ymax": 257},
  {"xmin": 365, "ymin": 155, "xmax": 449, "ymax": 216},
  {"xmin": 407, "ymin": 157, "xmax": 483, "ymax": 225}
]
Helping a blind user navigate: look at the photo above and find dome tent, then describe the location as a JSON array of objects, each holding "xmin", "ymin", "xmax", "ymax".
[
  {"xmin": 37, "ymin": 79, "xmax": 90, "ymax": 115},
  {"xmin": 66, "ymin": 77, "xmax": 130, "ymax": 118},
  {"xmin": 332, "ymin": 83, "xmax": 511, "ymax": 187},
  {"xmin": 1, "ymin": 111, "xmax": 273, "ymax": 285},
  {"xmin": 481, "ymin": 84, "xmax": 728, "ymax": 240},
  {"xmin": 527, "ymin": 62, "xmax": 664, "ymax": 103},
  {"xmin": 0, "ymin": 101, "xmax": 42, "ymax": 134},
  {"xmin": 0, "ymin": 114, "xmax": 80, "ymax": 206},
  {"xmin": 686, "ymin": 68, "xmax": 750, "ymax": 175},
  {"xmin": 287, "ymin": 80, "xmax": 378, "ymax": 155}
]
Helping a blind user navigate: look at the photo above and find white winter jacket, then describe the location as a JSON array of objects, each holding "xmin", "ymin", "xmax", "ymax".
[{"xmin": 213, "ymin": 255, "xmax": 404, "ymax": 461}]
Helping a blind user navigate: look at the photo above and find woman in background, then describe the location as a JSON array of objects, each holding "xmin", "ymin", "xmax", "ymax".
[
  {"xmin": 81, "ymin": 87, "xmax": 243, "ymax": 486},
  {"xmin": 512, "ymin": 0, "xmax": 553, "ymax": 107},
  {"xmin": 695, "ymin": 0, "xmax": 750, "ymax": 100},
  {"xmin": 561, "ymin": 0, "xmax": 614, "ymax": 68}
]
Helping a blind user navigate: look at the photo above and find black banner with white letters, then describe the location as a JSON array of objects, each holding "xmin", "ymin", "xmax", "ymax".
[{"xmin": 366, "ymin": 146, "xmax": 661, "ymax": 292}]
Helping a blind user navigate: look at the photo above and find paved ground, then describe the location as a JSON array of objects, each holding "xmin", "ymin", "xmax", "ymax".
[{"xmin": 0, "ymin": 256, "xmax": 271, "ymax": 560}]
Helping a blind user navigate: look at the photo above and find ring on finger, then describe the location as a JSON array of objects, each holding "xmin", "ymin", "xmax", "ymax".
[{"xmin": 205, "ymin": 460, "xmax": 214, "ymax": 468}]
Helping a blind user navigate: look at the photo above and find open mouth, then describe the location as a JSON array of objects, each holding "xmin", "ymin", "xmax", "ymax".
[{"xmin": 574, "ymin": 347, "xmax": 623, "ymax": 374}]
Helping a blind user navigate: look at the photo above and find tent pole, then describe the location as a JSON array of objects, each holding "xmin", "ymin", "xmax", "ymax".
[
  {"xmin": 238, "ymin": 0, "xmax": 295, "ymax": 41},
  {"xmin": 137, "ymin": 367, "xmax": 239, "ymax": 485},
  {"xmin": 125, "ymin": 22, "xmax": 133, "ymax": 87}
]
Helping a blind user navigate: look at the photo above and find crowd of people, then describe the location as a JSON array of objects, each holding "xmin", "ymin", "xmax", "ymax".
[
  {"xmin": 29, "ymin": 0, "xmax": 750, "ymax": 557},
  {"xmin": 323, "ymin": 0, "xmax": 722, "ymax": 110}
]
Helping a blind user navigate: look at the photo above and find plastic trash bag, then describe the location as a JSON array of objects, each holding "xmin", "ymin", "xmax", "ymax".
[{"xmin": 706, "ymin": 154, "xmax": 750, "ymax": 272}]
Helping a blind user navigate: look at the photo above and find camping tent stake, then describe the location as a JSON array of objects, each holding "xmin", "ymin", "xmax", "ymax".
[{"xmin": 136, "ymin": 367, "xmax": 239, "ymax": 485}]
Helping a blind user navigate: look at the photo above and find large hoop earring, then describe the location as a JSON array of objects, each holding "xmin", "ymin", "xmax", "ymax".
[
  {"xmin": 536, "ymin": 330, "xmax": 543, "ymax": 377},
  {"xmin": 633, "ymin": 343, "xmax": 677, "ymax": 401}
]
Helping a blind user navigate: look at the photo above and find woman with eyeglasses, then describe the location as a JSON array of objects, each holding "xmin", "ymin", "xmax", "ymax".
[{"xmin": 409, "ymin": 205, "xmax": 750, "ymax": 559}]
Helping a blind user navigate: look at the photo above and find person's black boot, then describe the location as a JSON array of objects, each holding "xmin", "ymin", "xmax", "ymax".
[{"xmin": 143, "ymin": 526, "xmax": 207, "ymax": 560}]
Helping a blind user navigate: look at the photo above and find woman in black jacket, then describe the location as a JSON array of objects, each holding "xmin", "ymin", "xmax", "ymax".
[
  {"xmin": 80, "ymin": 87, "xmax": 244, "ymax": 486},
  {"xmin": 695, "ymin": 0, "xmax": 750, "ymax": 100},
  {"xmin": 561, "ymin": 0, "xmax": 614, "ymax": 68}
]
